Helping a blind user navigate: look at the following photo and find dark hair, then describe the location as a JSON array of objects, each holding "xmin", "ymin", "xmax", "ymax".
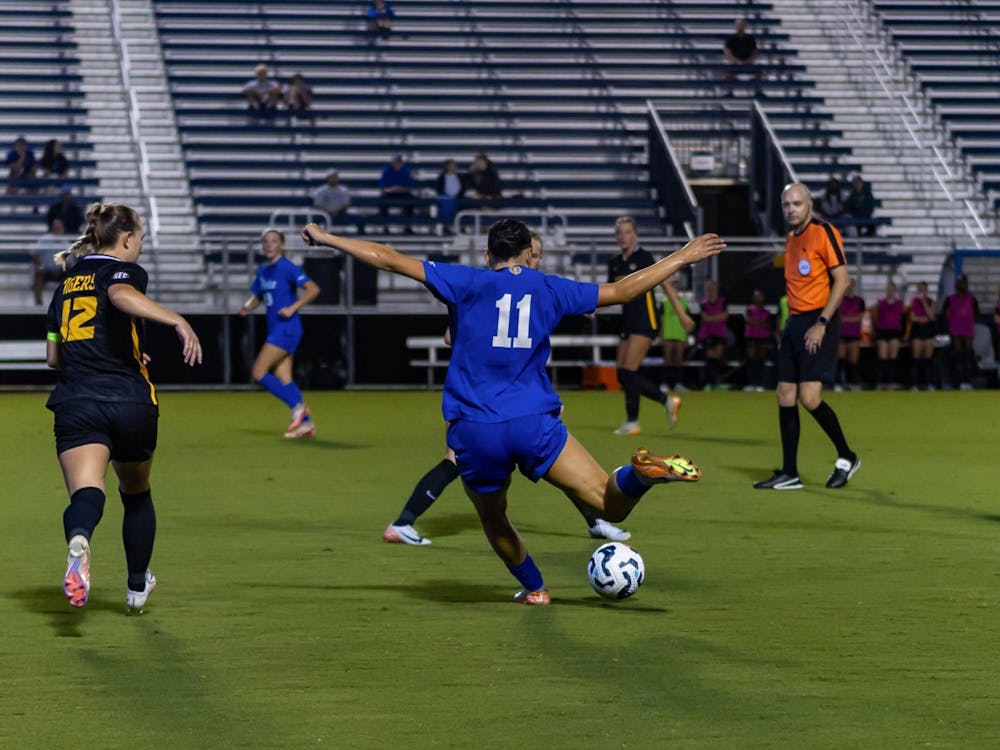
[
  {"xmin": 41, "ymin": 138, "xmax": 59, "ymax": 165},
  {"xmin": 56, "ymin": 202, "xmax": 141, "ymax": 270},
  {"xmin": 487, "ymin": 219, "xmax": 531, "ymax": 262}
]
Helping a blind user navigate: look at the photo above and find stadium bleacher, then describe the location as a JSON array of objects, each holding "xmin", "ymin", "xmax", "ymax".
[{"xmin": 154, "ymin": 0, "xmax": 817, "ymax": 238}]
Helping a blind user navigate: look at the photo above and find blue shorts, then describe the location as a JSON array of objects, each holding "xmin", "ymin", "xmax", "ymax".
[
  {"xmin": 266, "ymin": 324, "xmax": 302, "ymax": 354},
  {"xmin": 446, "ymin": 411, "xmax": 568, "ymax": 494}
]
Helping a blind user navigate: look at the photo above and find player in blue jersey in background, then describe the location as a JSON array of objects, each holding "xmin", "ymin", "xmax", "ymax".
[
  {"xmin": 302, "ymin": 219, "xmax": 724, "ymax": 604},
  {"xmin": 239, "ymin": 229, "xmax": 321, "ymax": 438}
]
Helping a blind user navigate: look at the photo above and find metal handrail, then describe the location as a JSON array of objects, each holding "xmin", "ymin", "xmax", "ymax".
[
  {"xmin": 751, "ymin": 100, "xmax": 798, "ymax": 184},
  {"xmin": 110, "ymin": 0, "xmax": 161, "ymax": 270},
  {"xmin": 841, "ymin": 0, "xmax": 987, "ymax": 247}
]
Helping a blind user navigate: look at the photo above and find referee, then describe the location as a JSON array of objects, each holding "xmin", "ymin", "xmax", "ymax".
[{"xmin": 754, "ymin": 183, "xmax": 860, "ymax": 490}]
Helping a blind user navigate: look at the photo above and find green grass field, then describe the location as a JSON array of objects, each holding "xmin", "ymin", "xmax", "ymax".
[{"xmin": 2, "ymin": 389, "xmax": 998, "ymax": 749}]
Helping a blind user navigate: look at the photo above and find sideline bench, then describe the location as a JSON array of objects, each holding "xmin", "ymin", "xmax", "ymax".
[{"xmin": 0, "ymin": 340, "xmax": 48, "ymax": 370}]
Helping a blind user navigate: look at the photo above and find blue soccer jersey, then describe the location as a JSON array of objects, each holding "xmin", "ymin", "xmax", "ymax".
[
  {"xmin": 251, "ymin": 256, "xmax": 312, "ymax": 334},
  {"xmin": 423, "ymin": 261, "xmax": 599, "ymax": 422}
]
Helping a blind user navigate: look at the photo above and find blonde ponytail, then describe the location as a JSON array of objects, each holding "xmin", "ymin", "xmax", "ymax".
[{"xmin": 54, "ymin": 202, "xmax": 140, "ymax": 270}]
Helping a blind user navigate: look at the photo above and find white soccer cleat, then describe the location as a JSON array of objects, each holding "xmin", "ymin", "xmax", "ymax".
[
  {"xmin": 126, "ymin": 569, "xmax": 157, "ymax": 613},
  {"xmin": 63, "ymin": 535, "xmax": 91, "ymax": 608},
  {"xmin": 588, "ymin": 518, "xmax": 632, "ymax": 542},
  {"xmin": 383, "ymin": 523, "xmax": 431, "ymax": 546},
  {"xmin": 665, "ymin": 396, "xmax": 682, "ymax": 429},
  {"xmin": 284, "ymin": 421, "xmax": 317, "ymax": 439},
  {"xmin": 613, "ymin": 421, "xmax": 641, "ymax": 436}
]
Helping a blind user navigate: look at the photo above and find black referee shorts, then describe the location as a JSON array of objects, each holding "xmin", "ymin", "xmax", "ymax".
[
  {"xmin": 777, "ymin": 309, "xmax": 840, "ymax": 385},
  {"xmin": 53, "ymin": 400, "xmax": 159, "ymax": 462}
]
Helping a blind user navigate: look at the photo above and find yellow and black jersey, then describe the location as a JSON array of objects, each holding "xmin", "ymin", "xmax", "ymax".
[
  {"xmin": 608, "ymin": 246, "xmax": 659, "ymax": 333},
  {"xmin": 45, "ymin": 255, "xmax": 157, "ymax": 409}
]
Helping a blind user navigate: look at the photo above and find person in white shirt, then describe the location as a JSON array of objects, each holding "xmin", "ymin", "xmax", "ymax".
[{"xmin": 312, "ymin": 171, "xmax": 365, "ymax": 233}]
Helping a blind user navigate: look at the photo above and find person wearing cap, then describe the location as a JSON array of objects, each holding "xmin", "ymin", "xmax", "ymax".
[
  {"xmin": 377, "ymin": 154, "xmax": 416, "ymax": 233},
  {"xmin": 46, "ymin": 184, "xmax": 83, "ymax": 234},
  {"xmin": 754, "ymin": 182, "xmax": 860, "ymax": 491},
  {"xmin": 312, "ymin": 171, "xmax": 365, "ymax": 233}
]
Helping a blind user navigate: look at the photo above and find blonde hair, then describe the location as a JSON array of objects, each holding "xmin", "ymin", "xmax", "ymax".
[
  {"xmin": 55, "ymin": 202, "xmax": 141, "ymax": 270},
  {"xmin": 614, "ymin": 216, "xmax": 637, "ymax": 232}
]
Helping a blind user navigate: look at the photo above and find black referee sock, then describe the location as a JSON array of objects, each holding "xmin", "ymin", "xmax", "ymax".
[
  {"xmin": 808, "ymin": 401, "xmax": 852, "ymax": 460},
  {"xmin": 778, "ymin": 405, "xmax": 800, "ymax": 477},
  {"xmin": 121, "ymin": 489, "xmax": 156, "ymax": 591},
  {"xmin": 63, "ymin": 487, "xmax": 106, "ymax": 543},
  {"xmin": 618, "ymin": 368, "xmax": 641, "ymax": 422},
  {"xmin": 394, "ymin": 459, "xmax": 460, "ymax": 526}
]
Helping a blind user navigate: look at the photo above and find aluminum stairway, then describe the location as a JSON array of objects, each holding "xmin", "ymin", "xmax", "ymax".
[{"xmin": 769, "ymin": 0, "xmax": 990, "ymax": 297}]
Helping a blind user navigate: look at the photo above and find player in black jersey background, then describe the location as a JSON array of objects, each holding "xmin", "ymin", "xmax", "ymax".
[
  {"xmin": 46, "ymin": 203, "xmax": 202, "ymax": 612},
  {"xmin": 608, "ymin": 217, "xmax": 681, "ymax": 435}
]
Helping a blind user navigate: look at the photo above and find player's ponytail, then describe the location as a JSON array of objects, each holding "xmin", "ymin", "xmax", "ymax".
[{"xmin": 54, "ymin": 202, "xmax": 141, "ymax": 270}]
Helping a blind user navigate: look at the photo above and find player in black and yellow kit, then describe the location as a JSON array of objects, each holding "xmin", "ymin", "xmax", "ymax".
[
  {"xmin": 45, "ymin": 203, "xmax": 202, "ymax": 611},
  {"xmin": 608, "ymin": 217, "xmax": 681, "ymax": 435}
]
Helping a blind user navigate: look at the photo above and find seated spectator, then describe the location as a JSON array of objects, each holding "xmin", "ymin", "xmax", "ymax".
[
  {"xmin": 466, "ymin": 152, "xmax": 502, "ymax": 200},
  {"xmin": 378, "ymin": 154, "xmax": 415, "ymax": 233},
  {"xmin": 845, "ymin": 174, "xmax": 877, "ymax": 236},
  {"xmin": 698, "ymin": 280, "xmax": 729, "ymax": 390},
  {"xmin": 39, "ymin": 138, "xmax": 69, "ymax": 191},
  {"xmin": 817, "ymin": 177, "xmax": 845, "ymax": 221},
  {"xmin": 367, "ymin": 0, "xmax": 395, "ymax": 42},
  {"xmin": 32, "ymin": 217, "xmax": 69, "ymax": 304},
  {"xmin": 434, "ymin": 158, "xmax": 465, "ymax": 231},
  {"xmin": 6, "ymin": 136, "xmax": 37, "ymax": 194},
  {"xmin": 743, "ymin": 288, "xmax": 772, "ymax": 391},
  {"xmin": 283, "ymin": 73, "xmax": 313, "ymax": 114},
  {"xmin": 723, "ymin": 18, "xmax": 762, "ymax": 87},
  {"xmin": 312, "ymin": 171, "xmax": 365, "ymax": 233},
  {"xmin": 242, "ymin": 64, "xmax": 282, "ymax": 117},
  {"xmin": 46, "ymin": 185, "xmax": 83, "ymax": 234}
]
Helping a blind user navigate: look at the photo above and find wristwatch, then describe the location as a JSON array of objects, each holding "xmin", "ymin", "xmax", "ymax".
[{"xmin": 817, "ymin": 315, "xmax": 829, "ymax": 326}]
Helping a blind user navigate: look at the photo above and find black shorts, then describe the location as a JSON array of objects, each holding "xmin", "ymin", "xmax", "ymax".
[
  {"xmin": 777, "ymin": 310, "xmax": 840, "ymax": 384},
  {"xmin": 876, "ymin": 329, "xmax": 902, "ymax": 342},
  {"xmin": 840, "ymin": 335, "xmax": 860, "ymax": 343},
  {"xmin": 701, "ymin": 335, "xmax": 727, "ymax": 349},
  {"xmin": 53, "ymin": 400, "xmax": 159, "ymax": 462},
  {"xmin": 619, "ymin": 328, "xmax": 656, "ymax": 341},
  {"xmin": 910, "ymin": 322, "xmax": 936, "ymax": 340}
]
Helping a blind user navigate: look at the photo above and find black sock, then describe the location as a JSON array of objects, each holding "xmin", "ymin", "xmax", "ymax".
[
  {"xmin": 666, "ymin": 366, "xmax": 680, "ymax": 389},
  {"xmin": 779, "ymin": 405, "xmax": 800, "ymax": 476},
  {"xmin": 636, "ymin": 371, "xmax": 667, "ymax": 404},
  {"xmin": 618, "ymin": 368, "xmax": 640, "ymax": 421},
  {"xmin": 394, "ymin": 459, "xmax": 460, "ymax": 526},
  {"xmin": 837, "ymin": 357, "xmax": 846, "ymax": 386},
  {"xmin": 846, "ymin": 361, "xmax": 859, "ymax": 387},
  {"xmin": 705, "ymin": 358, "xmax": 720, "ymax": 387},
  {"xmin": 121, "ymin": 489, "xmax": 156, "ymax": 591},
  {"xmin": 64, "ymin": 487, "xmax": 106, "ymax": 542},
  {"xmin": 808, "ymin": 401, "xmax": 853, "ymax": 460}
]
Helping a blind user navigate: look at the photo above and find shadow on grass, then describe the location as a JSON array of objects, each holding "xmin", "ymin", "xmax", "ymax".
[
  {"xmin": 8, "ymin": 586, "xmax": 124, "ymax": 637},
  {"xmin": 238, "ymin": 428, "xmax": 367, "ymax": 450},
  {"xmin": 419, "ymin": 512, "xmax": 483, "ymax": 539}
]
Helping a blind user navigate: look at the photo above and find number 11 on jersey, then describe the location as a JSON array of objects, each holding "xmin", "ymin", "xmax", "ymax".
[{"xmin": 492, "ymin": 293, "xmax": 533, "ymax": 349}]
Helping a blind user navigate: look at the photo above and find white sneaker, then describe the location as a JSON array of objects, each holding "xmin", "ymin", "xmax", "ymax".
[
  {"xmin": 674, "ymin": 383, "xmax": 689, "ymax": 392},
  {"xmin": 126, "ymin": 570, "xmax": 157, "ymax": 613},
  {"xmin": 959, "ymin": 383, "xmax": 973, "ymax": 391},
  {"xmin": 588, "ymin": 518, "xmax": 632, "ymax": 542},
  {"xmin": 383, "ymin": 523, "xmax": 431, "ymax": 545},
  {"xmin": 613, "ymin": 421, "xmax": 641, "ymax": 436},
  {"xmin": 64, "ymin": 535, "xmax": 91, "ymax": 608},
  {"xmin": 658, "ymin": 383, "xmax": 670, "ymax": 395}
]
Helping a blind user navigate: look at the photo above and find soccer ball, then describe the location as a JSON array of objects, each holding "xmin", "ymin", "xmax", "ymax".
[{"xmin": 587, "ymin": 542, "xmax": 645, "ymax": 600}]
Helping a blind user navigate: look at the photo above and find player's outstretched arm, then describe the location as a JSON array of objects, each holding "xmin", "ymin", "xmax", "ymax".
[
  {"xmin": 301, "ymin": 223, "xmax": 425, "ymax": 283},
  {"xmin": 108, "ymin": 284, "xmax": 203, "ymax": 366},
  {"xmin": 597, "ymin": 233, "xmax": 725, "ymax": 308}
]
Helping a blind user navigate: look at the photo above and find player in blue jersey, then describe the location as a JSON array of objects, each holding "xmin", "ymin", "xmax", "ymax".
[
  {"xmin": 302, "ymin": 219, "xmax": 724, "ymax": 604},
  {"xmin": 384, "ymin": 232, "xmax": 633, "ymax": 545},
  {"xmin": 239, "ymin": 229, "xmax": 321, "ymax": 438},
  {"xmin": 46, "ymin": 203, "xmax": 202, "ymax": 611}
]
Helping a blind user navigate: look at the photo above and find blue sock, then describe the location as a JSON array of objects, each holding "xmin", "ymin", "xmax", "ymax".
[
  {"xmin": 283, "ymin": 381, "xmax": 305, "ymax": 411},
  {"xmin": 615, "ymin": 466, "xmax": 652, "ymax": 499},
  {"xmin": 507, "ymin": 554, "xmax": 544, "ymax": 592},
  {"xmin": 260, "ymin": 373, "xmax": 298, "ymax": 409}
]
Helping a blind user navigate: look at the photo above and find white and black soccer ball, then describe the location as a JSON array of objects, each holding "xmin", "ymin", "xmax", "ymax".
[{"xmin": 587, "ymin": 542, "xmax": 645, "ymax": 600}]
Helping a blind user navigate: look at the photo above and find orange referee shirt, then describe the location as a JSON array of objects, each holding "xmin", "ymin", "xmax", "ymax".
[{"xmin": 784, "ymin": 218, "xmax": 846, "ymax": 314}]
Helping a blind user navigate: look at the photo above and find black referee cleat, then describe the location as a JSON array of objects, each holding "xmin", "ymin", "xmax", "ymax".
[
  {"xmin": 753, "ymin": 470, "xmax": 803, "ymax": 490},
  {"xmin": 825, "ymin": 454, "xmax": 861, "ymax": 489}
]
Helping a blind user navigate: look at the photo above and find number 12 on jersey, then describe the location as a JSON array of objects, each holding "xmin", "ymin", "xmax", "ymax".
[{"xmin": 492, "ymin": 293, "xmax": 533, "ymax": 349}]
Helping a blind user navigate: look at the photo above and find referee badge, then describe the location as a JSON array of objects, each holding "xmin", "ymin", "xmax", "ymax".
[{"xmin": 798, "ymin": 259, "xmax": 812, "ymax": 276}]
